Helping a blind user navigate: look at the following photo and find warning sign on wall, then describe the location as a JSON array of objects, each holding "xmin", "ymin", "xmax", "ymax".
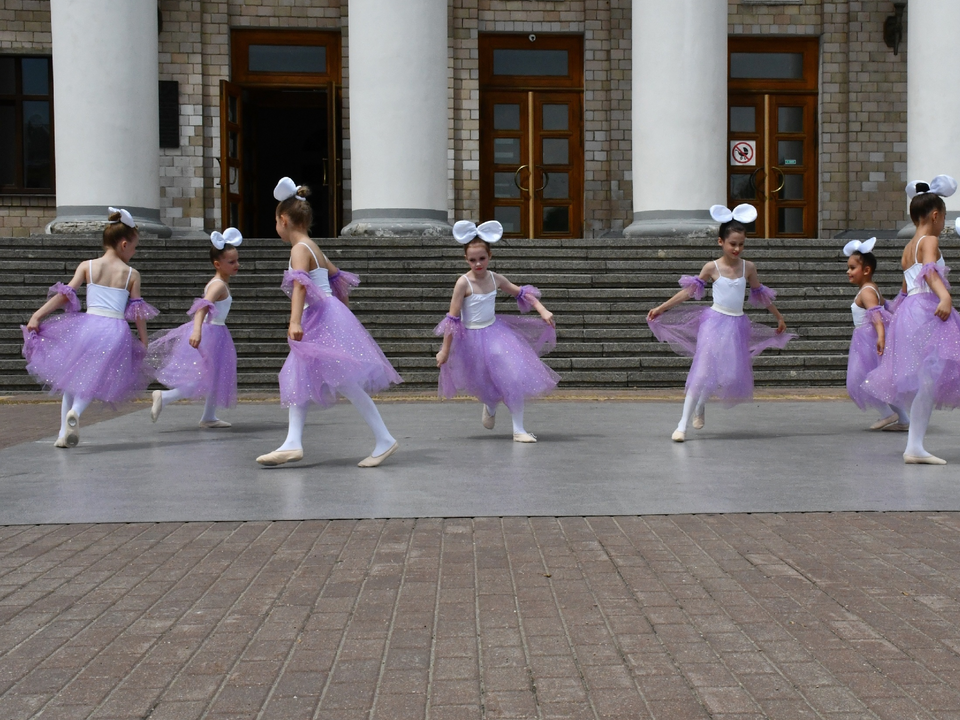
[{"xmin": 730, "ymin": 140, "xmax": 756, "ymax": 167}]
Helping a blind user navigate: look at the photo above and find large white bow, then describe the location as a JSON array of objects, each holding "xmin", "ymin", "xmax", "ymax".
[
  {"xmin": 709, "ymin": 203, "xmax": 758, "ymax": 224},
  {"xmin": 955, "ymin": 217, "xmax": 960, "ymax": 237},
  {"xmin": 453, "ymin": 220, "xmax": 503, "ymax": 244},
  {"xmin": 273, "ymin": 177, "xmax": 303, "ymax": 202},
  {"xmin": 107, "ymin": 207, "xmax": 135, "ymax": 228},
  {"xmin": 211, "ymin": 227, "xmax": 243, "ymax": 250},
  {"xmin": 842, "ymin": 237, "xmax": 877, "ymax": 257},
  {"xmin": 906, "ymin": 175, "xmax": 958, "ymax": 200}
]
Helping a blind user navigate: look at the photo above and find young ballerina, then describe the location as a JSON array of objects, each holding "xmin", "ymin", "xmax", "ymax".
[
  {"xmin": 435, "ymin": 220, "xmax": 559, "ymax": 442},
  {"xmin": 21, "ymin": 208, "xmax": 158, "ymax": 447},
  {"xmin": 147, "ymin": 228, "xmax": 242, "ymax": 428},
  {"xmin": 842, "ymin": 238, "xmax": 909, "ymax": 431},
  {"xmin": 646, "ymin": 204, "xmax": 794, "ymax": 442},
  {"xmin": 256, "ymin": 177, "xmax": 402, "ymax": 467},
  {"xmin": 862, "ymin": 175, "xmax": 960, "ymax": 464}
]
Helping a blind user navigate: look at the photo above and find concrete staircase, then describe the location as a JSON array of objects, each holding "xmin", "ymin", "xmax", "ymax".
[{"xmin": 3, "ymin": 234, "xmax": 955, "ymax": 394}]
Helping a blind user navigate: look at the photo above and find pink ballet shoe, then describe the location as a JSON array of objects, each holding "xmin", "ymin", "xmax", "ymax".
[
  {"xmin": 54, "ymin": 436, "xmax": 69, "ymax": 449},
  {"xmin": 904, "ymin": 454, "xmax": 946, "ymax": 465},
  {"xmin": 256, "ymin": 449, "xmax": 303, "ymax": 466},
  {"xmin": 671, "ymin": 430, "xmax": 685, "ymax": 443},
  {"xmin": 199, "ymin": 419, "xmax": 231, "ymax": 429},
  {"xmin": 869, "ymin": 413, "xmax": 898, "ymax": 430},
  {"xmin": 151, "ymin": 390, "xmax": 163, "ymax": 423},
  {"xmin": 358, "ymin": 441, "xmax": 399, "ymax": 467},
  {"xmin": 65, "ymin": 410, "xmax": 79, "ymax": 447},
  {"xmin": 482, "ymin": 405, "xmax": 495, "ymax": 430},
  {"xmin": 513, "ymin": 432, "xmax": 537, "ymax": 443},
  {"xmin": 881, "ymin": 422, "xmax": 909, "ymax": 432},
  {"xmin": 692, "ymin": 407, "xmax": 705, "ymax": 430}
]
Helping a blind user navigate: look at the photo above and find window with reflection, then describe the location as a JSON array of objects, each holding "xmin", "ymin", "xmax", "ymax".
[{"xmin": 0, "ymin": 55, "xmax": 54, "ymax": 193}]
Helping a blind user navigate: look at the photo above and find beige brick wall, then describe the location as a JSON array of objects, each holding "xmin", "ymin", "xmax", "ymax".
[{"xmin": 0, "ymin": 0, "xmax": 915, "ymax": 238}]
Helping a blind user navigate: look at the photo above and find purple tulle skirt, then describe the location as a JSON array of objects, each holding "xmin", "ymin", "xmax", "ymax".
[
  {"xmin": 279, "ymin": 298, "xmax": 402, "ymax": 408},
  {"xmin": 21, "ymin": 313, "xmax": 150, "ymax": 403},
  {"xmin": 847, "ymin": 323, "xmax": 887, "ymax": 412},
  {"xmin": 861, "ymin": 292, "xmax": 960, "ymax": 410},
  {"xmin": 648, "ymin": 306, "xmax": 795, "ymax": 404},
  {"xmin": 437, "ymin": 316, "xmax": 559, "ymax": 412},
  {"xmin": 147, "ymin": 322, "xmax": 238, "ymax": 408}
]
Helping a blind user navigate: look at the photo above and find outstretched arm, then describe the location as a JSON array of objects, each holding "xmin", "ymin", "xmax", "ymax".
[
  {"xmin": 26, "ymin": 263, "xmax": 86, "ymax": 333},
  {"xmin": 646, "ymin": 263, "xmax": 712, "ymax": 322},
  {"xmin": 495, "ymin": 273, "xmax": 554, "ymax": 326}
]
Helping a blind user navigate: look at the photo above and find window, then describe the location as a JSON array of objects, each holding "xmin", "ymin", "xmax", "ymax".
[{"xmin": 0, "ymin": 56, "xmax": 54, "ymax": 193}]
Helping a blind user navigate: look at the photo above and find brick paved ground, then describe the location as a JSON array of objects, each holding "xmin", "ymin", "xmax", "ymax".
[{"xmin": 2, "ymin": 514, "xmax": 960, "ymax": 719}]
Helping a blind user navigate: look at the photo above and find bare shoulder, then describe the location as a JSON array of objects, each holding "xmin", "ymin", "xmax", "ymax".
[{"xmin": 700, "ymin": 261, "xmax": 717, "ymax": 279}]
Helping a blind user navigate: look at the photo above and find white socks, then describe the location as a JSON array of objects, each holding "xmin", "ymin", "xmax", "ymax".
[
  {"xmin": 905, "ymin": 380, "xmax": 936, "ymax": 458},
  {"xmin": 340, "ymin": 383, "xmax": 396, "ymax": 456},
  {"xmin": 511, "ymin": 403, "xmax": 526, "ymax": 435},
  {"xmin": 889, "ymin": 404, "xmax": 909, "ymax": 425},
  {"xmin": 277, "ymin": 404, "xmax": 308, "ymax": 452},
  {"xmin": 199, "ymin": 395, "xmax": 219, "ymax": 424}
]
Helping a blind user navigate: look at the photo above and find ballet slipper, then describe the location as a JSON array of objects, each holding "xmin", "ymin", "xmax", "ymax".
[
  {"xmin": 869, "ymin": 413, "xmax": 899, "ymax": 430},
  {"xmin": 65, "ymin": 410, "xmax": 79, "ymax": 447},
  {"xmin": 256, "ymin": 449, "xmax": 304, "ymax": 466},
  {"xmin": 54, "ymin": 436, "xmax": 69, "ymax": 449},
  {"xmin": 513, "ymin": 432, "xmax": 537, "ymax": 443},
  {"xmin": 881, "ymin": 423, "xmax": 909, "ymax": 432},
  {"xmin": 904, "ymin": 454, "xmax": 946, "ymax": 465},
  {"xmin": 692, "ymin": 407, "xmax": 705, "ymax": 430},
  {"xmin": 482, "ymin": 405, "xmax": 495, "ymax": 430},
  {"xmin": 671, "ymin": 430, "xmax": 685, "ymax": 443},
  {"xmin": 358, "ymin": 441, "xmax": 399, "ymax": 468},
  {"xmin": 151, "ymin": 390, "xmax": 163, "ymax": 423},
  {"xmin": 199, "ymin": 419, "xmax": 232, "ymax": 429}
]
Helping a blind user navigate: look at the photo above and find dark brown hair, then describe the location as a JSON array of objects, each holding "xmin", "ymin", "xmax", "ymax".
[
  {"xmin": 718, "ymin": 219, "xmax": 747, "ymax": 240},
  {"xmin": 103, "ymin": 212, "xmax": 138, "ymax": 248},
  {"xmin": 210, "ymin": 245, "xmax": 238, "ymax": 265},
  {"xmin": 276, "ymin": 184, "xmax": 313, "ymax": 230},
  {"xmin": 850, "ymin": 251, "xmax": 877, "ymax": 274},
  {"xmin": 909, "ymin": 187, "xmax": 946, "ymax": 226},
  {"xmin": 463, "ymin": 237, "xmax": 492, "ymax": 255}
]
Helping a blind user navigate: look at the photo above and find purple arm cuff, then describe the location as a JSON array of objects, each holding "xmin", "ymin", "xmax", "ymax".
[
  {"xmin": 865, "ymin": 305, "xmax": 893, "ymax": 324},
  {"xmin": 919, "ymin": 262, "xmax": 952, "ymax": 291},
  {"xmin": 187, "ymin": 297, "xmax": 217, "ymax": 319},
  {"xmin": 885, "ymin": 290, "xmax": 907, "ymax": 314},
  {"xmin": 124, "ymin": 298, "xmax": 160, "ymax": 321},
  {"xmin": 516, "ymin": 285, "xmax": 542, "ymax": 313},
  {"xmin": 328, "ymin": 269, "xmax": 360, "ymax": 303},
  {"xmin": 748, "ymin": 284, "xmax": 777, "ymax": 308},
  {"xmin": 434, "ymin": 314, "xmax": 464, "ymax": 338},
  {"xmin": 282, "ymin": 269, "xmax": 328, "ymax": 306},
  {"xmin": 679, "ymin": 276, "xmax": 706, "ymax": 301},
  {"xmin": 48, "ymin": 283, "xmax": 80, "ymax": 313}
]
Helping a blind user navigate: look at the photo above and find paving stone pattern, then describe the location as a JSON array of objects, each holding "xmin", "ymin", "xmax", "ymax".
[{"xmin": 2, "ymin": 514, "xmax": 960, "ymax": 719}]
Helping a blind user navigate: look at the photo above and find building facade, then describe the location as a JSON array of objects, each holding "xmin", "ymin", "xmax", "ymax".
[{"xmin": 0, "ymin": 0, "xmax": 957, "ymax": 239}]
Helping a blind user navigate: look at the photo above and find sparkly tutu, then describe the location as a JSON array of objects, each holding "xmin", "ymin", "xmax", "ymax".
[
  {"xmin": 648, "ymin": 305, "xmax": 795, "ymax": 404},
  {"xmin": 279, "ymin": 270, "xmax": 402, "ymax": 408},
  {"xmin": 435, "ymin": 315, "xmax": 559, "ymax": 412},
  {"xmin": 147, "ymin": 299, "xmax": 237, "ymax": 408},
  {"xmin": 846, "ymin": 306, "xmax": 890, "ymax": 412},
  {"xmin": 861, "ymin": 291, "xmax": 960, "ymax": 410},
  {"xmin": 22, "ymin": 312, "xmax": 151, "ymax": 404}
]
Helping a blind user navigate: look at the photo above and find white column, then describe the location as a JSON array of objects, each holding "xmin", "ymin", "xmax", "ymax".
[
  {"xmin": 48, "ymin": 0, "xmax": 168, "ymax": 236},
  {"xmin": 624, "ymin": 0, "xmax": 727, "ymax": 237},
  {"xmin": 905, "ymin": 0, "xmax": 960, "ymax": 234},
  {"xmin": 341, "ymin": 0, "xmax": 450, "ymax": 236}
]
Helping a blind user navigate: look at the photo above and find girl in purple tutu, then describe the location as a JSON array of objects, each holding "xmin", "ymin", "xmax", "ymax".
[
  {"xmin": 842, "ymin": 238, "xmax": 908, "ymax": 431},
  {"xmin": 862, "ymin": 175, "xmax": 960, "ymax": 464},
  {"xmin": 22, "ymin": 208, "xmax": 158, "ymax": 448},
  {"xmin": 646, "ymin": 204, "xmax": 794, "ymax": 442},
  {"xmin": 256, "ymin": 177, "xmax": 402, "ymax": 467},
  {"xmin": 435, "ymin": 220, "xmax": 559, "ymax": 443},
  {"xmin": 147, "ymin": 228, "xmax": 241, "ymax": 428}
]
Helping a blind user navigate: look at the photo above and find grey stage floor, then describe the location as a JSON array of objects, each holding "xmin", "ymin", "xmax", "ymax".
[{"xmin": 2, "ymin": 400, "xmax": 960, "ymax": 524}]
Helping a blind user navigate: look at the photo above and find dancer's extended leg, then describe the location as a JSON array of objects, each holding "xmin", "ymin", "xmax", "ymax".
[
  {"xmin": 198, "ymin": 395, "xmax": 231, "ymax": 427},
  {"xmin": 64, "ymin": 395, "xmax": 91, "ymax": 448},
  {"xmin": 904, "ymin": 376, "xmax": 944, "ymax": 463},
  {"xmin": 277, "ymin": 404, "xmax": 308, "ymax": 451},
  {"xmin": 340, "ymin": 383, "xmax": 396, "ymax": 458},
  {"xmin": 511, "ymin": 401, "xmax": 538, "ymax": 443},
  {"xmin": 55, "ymin": 394, "xmax": 73, "ymax": 446}
]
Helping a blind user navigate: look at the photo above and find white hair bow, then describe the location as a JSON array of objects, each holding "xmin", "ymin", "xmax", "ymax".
[
  {"xmin": 453, "ymin": 220, "xmax": 503, "ymax": 244},
  {"xmin": 709, "ymin": 203, "xmax": 758, "ymax": 224},
  {"xmin": 210, "ymin": 227, "xmax": 242, "ymax": 250},
  {"xmin": 842, "ymin": 237, "xmax": 877, "ymax": 257},
  {"xmin": 107, "ymin": 207, "xmax": 136, "ymax": 228},
  {"xmin": 955, "ymin": 217, "xmax": 960, "ymax": 237},
  {"xmin": 273, "ymin": 177, "xmax": 305, "ymax": 202},
  {"xmin": 906, "ymin": 175, "xmax": 958, "ymax": 200}
]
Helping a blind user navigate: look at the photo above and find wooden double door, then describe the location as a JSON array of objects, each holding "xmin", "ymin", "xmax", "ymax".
[{"xmin": 480, "ymin": 34, "xmax": 583, "ymax": 239}]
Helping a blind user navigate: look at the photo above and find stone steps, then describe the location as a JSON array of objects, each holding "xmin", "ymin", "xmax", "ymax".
[{"xmin": 3, "ymin": 234, "xmax": 958, "ymax": 393}]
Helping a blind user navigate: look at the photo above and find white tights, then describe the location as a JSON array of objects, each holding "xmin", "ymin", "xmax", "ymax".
[
  {"xmin": 884, "ymin": 404, "xmax": 909, "ymax": 425},
  {"xmin": 485, "ymin": 402, "xmax": 527, "ymax": 434},
  {"xmin": 905, "ymin": 375, "xmax": 937, "ymax": 458},
  {"xmin": 276, "ymin": 383, "xmax": 396, "ymax": 456},
  {"xmin": 676, "ymin": 391, "xmax": 707, "ymax": 433},
  {"xmin": 59, "ymin": 393, "xmax": 92, "ymax": 439},
  {"xmin": 160, "ymin": 388, "xmax": 220, "ymax": 423}
]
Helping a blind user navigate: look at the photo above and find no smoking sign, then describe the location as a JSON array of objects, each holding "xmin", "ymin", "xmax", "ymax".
[{"xmin": 730, "ymin": 140, "xmax": 756, "ymax": 167}]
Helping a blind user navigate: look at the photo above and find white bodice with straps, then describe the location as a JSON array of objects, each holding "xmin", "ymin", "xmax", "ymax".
[
  {"xmin": 711, "ymin": 260, "xmax": 747, "ymax": 317},
  {"xmin": 86, "ymin": 259, "xmax": 132, "ymax": 319},
  {"xmin": 289, "ymin": 244, "xmax": 332, "ymax": 307},
  {"xmin": 904, "ymin": 235, "xmax": 946, "ymax": 296},
  {"xmin": 460, "ymin": 273, "xmax": 497, "ymax": 329},
  {"xmin": 204, "ymin": 278, "xmax": 232, "ymax": 326},
  {"xmin": 851, "ymin": 285, "xmax": 880, "ymax": 328}
]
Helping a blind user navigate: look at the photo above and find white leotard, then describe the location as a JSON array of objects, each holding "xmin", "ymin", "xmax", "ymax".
[
  {"xmin": 205, "ymin": 278, "xmax": 232, "ymax": 326},
  {"xmin": 904, "ymin": 235, "xmax": 946, "ymax": 296},
  {"xmin": 460, "ymin": 274, "xmax": 497, "ymax": 329},
  {"xmin": 851, "ymin": 286, "xmax": 880, "ymax": 329},
  {"xmin": 711, "ymin": 260, "xmax": 746, "ymax": 317},
  {"xmin": 86, "ymin": 260, "xmax": 133, "ymax": 319},
  {"xmin": 289, "ymin": 244, "xmax": 332, "ymax": 307}
]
